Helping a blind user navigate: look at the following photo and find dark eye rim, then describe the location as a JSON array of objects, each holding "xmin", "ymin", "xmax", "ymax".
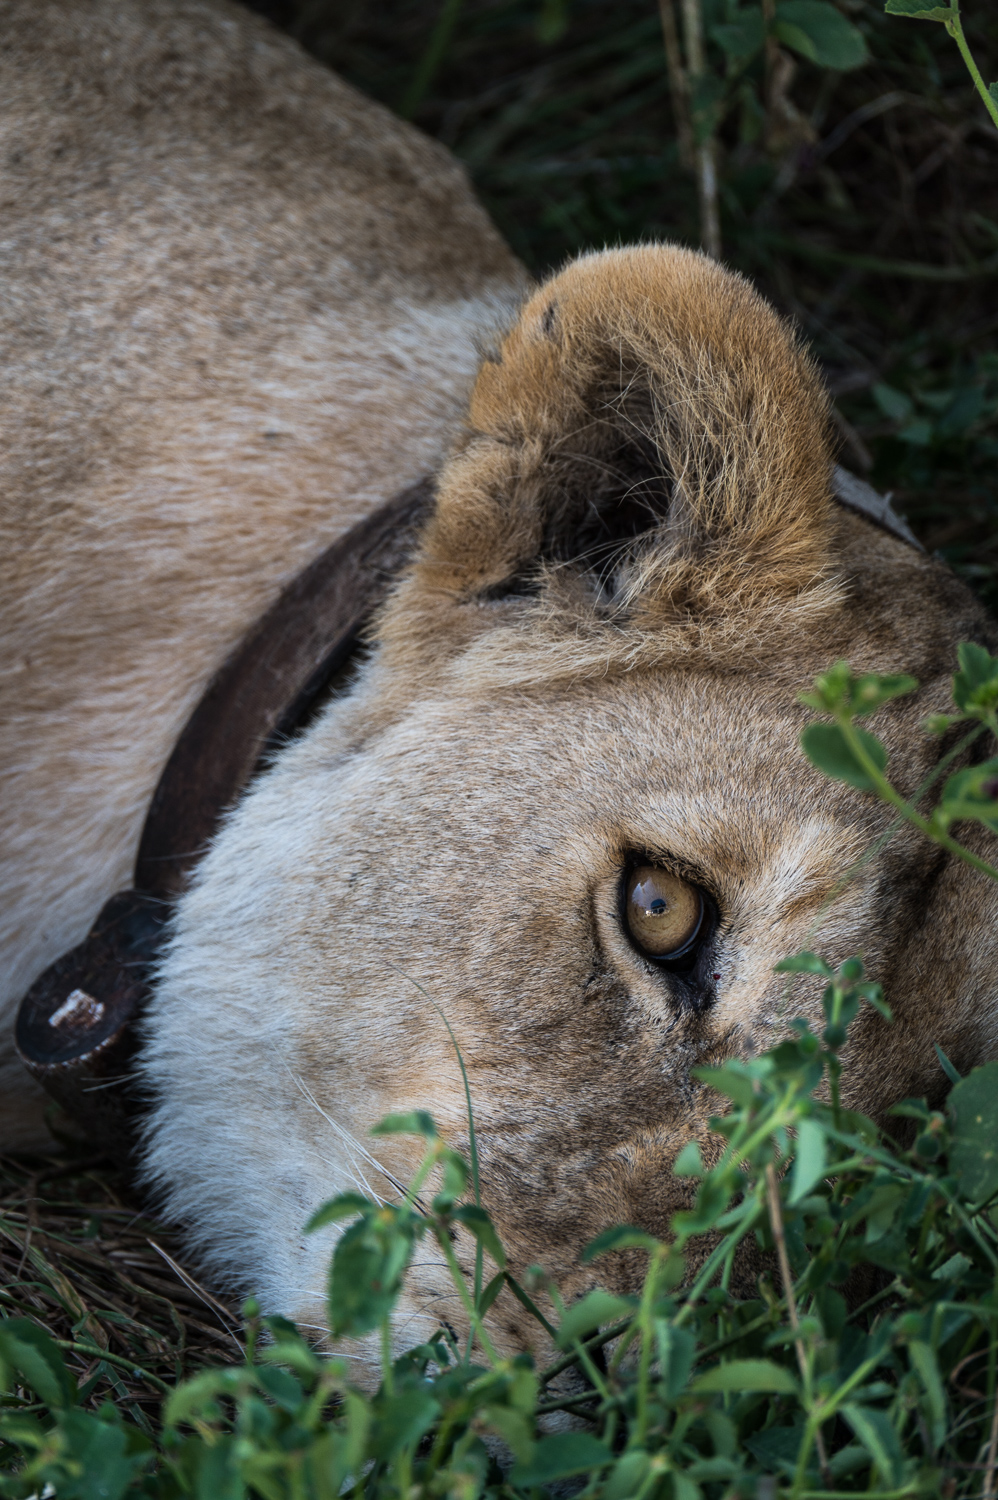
[{"xmin": 619, "ymin": 860, "xmax": 715, "ymax": 969}]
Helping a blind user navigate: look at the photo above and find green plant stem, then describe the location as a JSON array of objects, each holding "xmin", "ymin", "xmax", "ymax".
[
  {"xmin": 380, "ymin": 1317, "xmax": 394, "ymax": 1396},
  {"xmin": 837, "ymin": 715, "xmax": 998, "ymax": 883},
  {"xmin": 761, "ymin": 233, "xmax": 998, "ymax": 280},
  {"xmin": 432, "ymin": 1225, "xmax": 501, "ymax": 1366},
  {"xmin": 53, "ymin": 1341, "xmax": 172, "ymax": 1395},
  {"xmin": 766, "ymin": 1164, "xmax": 833, "ymax": 1488},
  {"xmin": 671, "ymin": 1200, "xmax": 766, "ymax": 1329},
  {"xmin": 944, "ymin": 8, "xmax": 998, "ymax": 133},
  {"xmin": 791, "ymin": 1491, "xmax": 926, "ymax": 1499},
  {"xmin": 631, "ymin": 1246, "xmax": 667, "ymax": 1448},
  {"xmin": 540, "ymin": 1317, "xmax": 633, "ymax": 1383},
  {"xmin": 791, "ymin": 1347, "xmax": 885, "ymax": 1496},
  {"xmin": 399, "ymin": 0, "xmax": 464, "ymax": 118}
]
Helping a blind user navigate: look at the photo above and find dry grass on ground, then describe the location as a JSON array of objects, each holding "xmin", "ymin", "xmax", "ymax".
[{"xmin": 0, "ymin": 1144, "xmax": 242, "ymax": 1418}]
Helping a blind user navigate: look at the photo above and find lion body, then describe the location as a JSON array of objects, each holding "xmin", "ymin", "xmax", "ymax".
[
  {"xmin": 0, "ymin": 0, "xmax": 525, "ymax": 1147},
  {"xmin": 4, "ymin": 0, "xmax": 998, "ymax": 1361}
]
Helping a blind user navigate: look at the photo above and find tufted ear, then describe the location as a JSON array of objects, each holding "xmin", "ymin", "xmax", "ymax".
[{"xmin": 409, "ymin": 244, "xmax": 836, "ymax": 623}]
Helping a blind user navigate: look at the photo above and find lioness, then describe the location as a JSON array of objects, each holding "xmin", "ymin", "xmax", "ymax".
[{"xmin": 4, "ymin": 0, "xmax": 998, "ymax": 1363}]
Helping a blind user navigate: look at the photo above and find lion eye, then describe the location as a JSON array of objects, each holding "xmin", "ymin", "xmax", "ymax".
[{"xmin": 625, "ymin": 866, "xmax": 704, "ymax": 959}]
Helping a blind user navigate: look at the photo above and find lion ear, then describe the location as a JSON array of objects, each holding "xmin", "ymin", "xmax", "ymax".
[{"xmin": 413, "ymin": 245, "xmax": 836, "ymax": 613}]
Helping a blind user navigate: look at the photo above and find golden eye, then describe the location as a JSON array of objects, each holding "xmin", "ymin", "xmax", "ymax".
[{"xmin": 625, "ymin": 865, "xmax": 704, "ymax": 959}]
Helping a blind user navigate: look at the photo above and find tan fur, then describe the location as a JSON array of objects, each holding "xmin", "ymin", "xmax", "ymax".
[
  {"xmin": 5, "ymin": 0, "xmax": 998, "ymax": 1368},
  {"xmin": 142, "ymin": 249, "xmax": 998, "ymax": 1363},
  {"xmin": 0, "ymin": 0, "xmax": 527, "ymax": 1147}
]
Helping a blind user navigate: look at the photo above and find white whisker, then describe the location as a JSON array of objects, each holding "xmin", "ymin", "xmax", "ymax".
[{"xmin": 277, "ymin": 1059, "xmax": 412, "ymax": 1206}]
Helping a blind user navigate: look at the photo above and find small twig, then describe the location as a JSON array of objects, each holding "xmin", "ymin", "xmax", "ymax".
[
  {"xmin": 15, "ymin": 1175, "xmax": 38, "ymax": 1276},
  {"xmin": 830, "ymin": 404, "xmax": 874, "ymax": 473},
  {"xmin": 54, "ymin": 1339, "xmax": 172, "ymax": 1395},
  {"xmin": 657, "ymin": 0, "xmax": 693, "ymax": 170},
  {"xmin": 399, "ymin": 0, "xmax": 464, "ymax": 119},
  {"xmin": 680, "ymin": 0, "xmax": 720, "ymax": 259},
  {"xmin": 147, "ymin": 1238, "xmax": 243, "ymax": 1352},
  {"xmin": 983, "ymin": 1394, "xmax": 998, "ymax": 1500},
  {"xmin": 765, "ymin": 1163, "xmax": 833, "ymax": 1489},
  {"xmin": 761, "ymin": 0, "xmax": 780, "ymax": 140}
]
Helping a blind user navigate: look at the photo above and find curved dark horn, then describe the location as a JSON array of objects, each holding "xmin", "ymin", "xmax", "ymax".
[{"xmin": 15, "ymin": 479, "xmax": 433, "ymax": 1160}]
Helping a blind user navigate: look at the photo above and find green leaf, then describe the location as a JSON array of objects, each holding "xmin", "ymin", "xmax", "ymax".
[
  {"xmin": 938, "ymin": 760, "xmax": 998, "ymax": 833},
  {"xmin": 774, "ymin": 951, "xmax": 834, "ymax": 978},
  {"xmin": 990, "ymin": 82, "xmax": 998, "ymax": 107},
  {"xmin": 0, "ymin": 1318, "xmax": 76, "ymax": 1409},
  {"xmin": 711, "ymin": 12, "xmax": 764, "ymax": 58},
  {"xmin": 909, "ymin": 1341, "xmax": 947, "ymax": 1450},
  {"xmin": 932, "ymin": 1251, "xmax": 971, "ymax": 1282},
  {"xmin": 936, "ymin": 385, "xmax": 985, "ymax": 437},
  {"xmin": 688, "ymin": 72, "xmax": 726, "ymax": 143},
  {"xmin": 50, "ymin": 1410, "xmax": 150, "ymax": 1500},
  {"xmin": 801, "ymin": 663, "xmax": 916, "ymax": 717},
  {"xmin": 841, "ymin": 1402, "xmax": 904, "ymax": 1485},
  {"xmin": 775, "ymin": 1, "xmax": 868, "ymax": 67},
  {"xmin": 744, "ymin": 1425, "xmax": 805, "ymax": 1477},
  {"xmin": 873, "ymin": 381, "xmax": 915, "ymax": 420},
  {"xmin": 372, "ymin": 1384, "xmax": 440, "ymax": 1461},
  {"xmin": 789, "ymin": 1118, "xmax": 827, "ymax": 1204},
  {"xmin": 935, "ymin": 1043, "xmax": 962, "ymax": 1085},
  {"xmin": 536, "ymin": 0, "xmax": 569, "ymax": 43},
  {"xmin": 953, "ymin": 642, "xmax": 998, "ymax": 715},
  {"xmin": 451, "ymin": 1203, "xmax": 506, "ymax": 1268},
  {"xmin": 581, "ymin": 1224, "xmax": 660, "ymax": 1262},
  {"xmin": 255, "ymin": 1364, "xmax": 303, "ymax": 1413},
  {"xmin": 510, "ymin": 1431, "xmax": 612, "ymax": 1486},
  {"xmin": 504, "ymin": 1273, "xmax": 558, "ymax": 1338},
  {"xmin": 327, "ymin": 1213, "xmax": 419, "ymax": 1338},
  {"xmin": 481, "ymin": 1404, "xmax": 534, "ymax": 1463},
  {"xmin": 898, "ymin": 417, "xmax": 933, "ymax": 445},
  {"xmin": 673, "ymin": 1140, "xmax": 704, "ymax": 1177},
  {"xmin": 658, "ymin": 1322, "xmax": 697, "ymax": 1398},
  {"xmin": 691, "ymin": 1358, "xmax": 799, "ymax": 1396},
  {"xmin": 478, "ymin": 1270, "xmax": 506, "ymax": 1318},
  {"xmin": 556, "ymin": 1290, "xmax": 636, "ymax": 1347},
  {"xmin": 801, "ymin": 722, "xmax": 887, "ymax": 791},
  {"xmin": 948, "ymin": 1061, "xmax": 998, "ymax": 1204},
  {"xmin": 604, "ymin": 1450, "xmax": 652, "ymax": 1500},
  {"xmin": 435, "ymin": 1148, "xmax": 469, "ymax": 1206},
  {"xmin": 370, "ymin": 1109, "xmax": 438, "ymax": 1139},
  {"xmin": 694, "ymin": 1058, "xmax": 763, "ymax": 1107},
  {"xmin": 304, "ymin": 1191, "xmax": 373, "ymax": 1234},
  {"xmin": 885, "ymin": 0, "xmax": 954, "ymax": 16},
  {"xmin": 256, "ymin": 1340, "xmax": 322, "ymax": 1378},
  {"xmin": 863, "ymin": 1183, "xmax": 906, "ymax": 1242},
  {"xmin": 163, "ymin": 1366, "xmax": 237, "ymax": 1429}
]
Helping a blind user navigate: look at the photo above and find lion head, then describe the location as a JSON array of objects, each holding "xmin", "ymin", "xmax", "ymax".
[{"xmin": 141, "ymin": 244, "xmax": 998, "ymax": 1369}]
